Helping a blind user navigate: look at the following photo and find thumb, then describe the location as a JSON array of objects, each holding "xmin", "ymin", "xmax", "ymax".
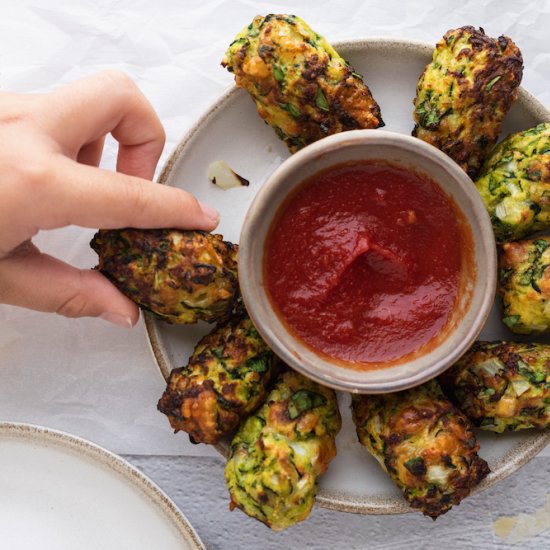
[{"xmin": 0, "ymin": 245, "xmax": 138, "ymax": 326}]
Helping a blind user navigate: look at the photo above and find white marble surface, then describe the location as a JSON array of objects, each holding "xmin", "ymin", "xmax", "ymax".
[{"xmin": 1, "ymin": 0, "xmax": 550, "ymax": 547}]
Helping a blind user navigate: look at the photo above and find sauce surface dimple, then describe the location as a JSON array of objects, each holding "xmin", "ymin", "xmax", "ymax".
[{"xmin": 265, "ymin": 161, "xmax": 462, "ymax": 365}]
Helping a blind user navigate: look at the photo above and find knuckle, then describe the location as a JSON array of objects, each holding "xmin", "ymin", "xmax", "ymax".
[
  {"xmin": 0, "ymin": 95, "xmax": 33, "ymax": 125},
  {"xmin": 56, "ymin": 292, "xmax": 88, "ymax": 318},
  {"xmin": 0, "ymin": 109, "xmax": 27, "ymax": 126},
  {"xmin": 99, "ymin": 69, "xmax": 139, "ymax": 102},
  {"xmin": 156, "ymin": 122, "xmax": 167, "ymax": 145},
  {"xmin": 100, "ymin": 69, "xmax": 135, "ymax": 88},
  {"xmin": 55, "ymin": 272, "xmax": 90, "ymax": 318},
  {"xmin": 177, "ymin": 188, "xmax": 198, "ymax": 210},
  {"xmin": 18, "ymin": 155, "xmax": 56, "ymax": 190}
]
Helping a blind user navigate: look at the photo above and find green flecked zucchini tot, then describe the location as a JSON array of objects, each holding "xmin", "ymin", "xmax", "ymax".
[
  {"xmin": 225, "ymin": 369, "xmax": 341, "ymax": 531},
  {"xmin": 157, "ymin": 311, "xmax": 277, "ymax": 445},
  {"xmin": 222, "ymin": 14, "xmax": 383, "ymax": 153},
  {"xmin": 413, "ymin": 26, "xmax": 523, "ymax": 179},
  {"xmin": 90, "ymin": 229, "xmax": 239, "ymax": 324},
  {"xmin": 440, "ymin": 341, "xmax": 550, "ymax": 432},
  {"xmin": 351, "ymin": 380, "xmax": 489, "ymax": 519},
  {"xmin": 476, "ymin": 123, "xmax": 550, "ymax": 243},
  {"xmin": 499, "ymin": 237, "xmax": 550, "ymax": 334}
]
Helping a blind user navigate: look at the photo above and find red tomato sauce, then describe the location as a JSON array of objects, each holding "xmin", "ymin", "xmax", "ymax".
[{"xmin": 265, "ymin": 161, "xmax": 463, "ymax": 365}]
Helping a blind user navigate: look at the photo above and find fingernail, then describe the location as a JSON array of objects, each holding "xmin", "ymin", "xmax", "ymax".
[
  {"xmin": 198, "ymin": 201, "xmax": 220, "ymax": 224},
  {"xmin": 100, "ymin": 312, "xmax": 134, "ymax": 328}
]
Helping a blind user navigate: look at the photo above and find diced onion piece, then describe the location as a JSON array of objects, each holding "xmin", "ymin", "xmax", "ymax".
[
  {"xmin": 510, "ymin": 378, "xmax": 531, "ymax": 397},
  {"xmin": 525, "ymin": 321, "xmax": 548, "ymax": 332},
  {"xmin": 505, "ymin": 180, "xmax": 523, "ymax": 199},
  {"xmin": 207, "ymin": 160, "xmax": 249, "ymax": 190},
  {"xmin": 495, "ymin": 198, "xmax": 529, "ymax": 225},
  {"xmin": 478, "ymin": 358, "xmax": 505, "ymax": 377},
  {"xmin": 290, "ymin": 441, "xmax": 309, "ymax": 458},
  {"xmin": 426, "ymin": 464, "xmax": 450, "ymax": 484}
]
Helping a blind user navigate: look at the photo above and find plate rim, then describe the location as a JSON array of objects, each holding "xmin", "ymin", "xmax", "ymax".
[
  {"xmin": 0, "ymin": 421, "xmax": 205, "ymax": 549},
  {"xmin": 145, "ymin": 36, "xmax": 550, "ymax": 515}
]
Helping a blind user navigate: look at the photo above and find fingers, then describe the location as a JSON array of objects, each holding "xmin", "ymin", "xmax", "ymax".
[
  {"xmin": 31, "ymin": 156, "xmax": 219, "ymax": 232},
  {"xmin": 0, "ymin": 246, "xmax": 139, "ymax": 325},
  {"xmin": 36, "ymin": 71, "xmax": 220, "ymax": 231},
  {"xmin": 0, "ymin": 72, "xmax": 221, "ymax": 324},
  {"xmin": 39, "ymin": 70, "xmax": 165, "ymax": 180},
  {"xmin": 77, "ymin": 136, "xmax": 105, "ymax": 167}
]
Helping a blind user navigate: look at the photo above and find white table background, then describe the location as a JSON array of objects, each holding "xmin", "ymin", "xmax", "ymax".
[{"xmin": 1, "ymin": 0, "xmax": 549, "ymax": 547}]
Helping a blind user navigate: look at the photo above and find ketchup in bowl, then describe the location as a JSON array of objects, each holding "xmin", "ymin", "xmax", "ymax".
[{"xmin": 265, "ymin": 160, "xmax": 470, "ymax": 367}]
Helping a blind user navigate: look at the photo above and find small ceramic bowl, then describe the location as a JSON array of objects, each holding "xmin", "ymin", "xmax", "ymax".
[{"xmin": 239, "ymin": 129, "xmax": 496, "ymax": 393}]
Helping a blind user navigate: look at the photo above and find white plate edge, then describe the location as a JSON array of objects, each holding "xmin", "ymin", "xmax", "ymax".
[
  {"xmin": 146, "ymin": 36, "xmax": 550, "ymax": 515},
  {"xmin": 0, "ymin": 421, "xmax": 206, "ymax": 549}
]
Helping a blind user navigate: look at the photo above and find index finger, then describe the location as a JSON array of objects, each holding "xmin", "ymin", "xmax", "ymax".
[
  {"xmin": 38, "ymin": 70, "xmax": 165, "ymax": 180},
  {"xmin": 33, "ymin": 156, "xmax": 220, "ymax": 233}
]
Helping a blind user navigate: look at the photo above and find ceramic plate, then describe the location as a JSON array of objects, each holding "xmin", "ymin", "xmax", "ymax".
[
  {"xmin": 0, "ymin": 422, "xmax": 205, "ymax": 549},
  {"xmin": 146, "ymin": 38, "xmax": 550, "ymax": 514}
]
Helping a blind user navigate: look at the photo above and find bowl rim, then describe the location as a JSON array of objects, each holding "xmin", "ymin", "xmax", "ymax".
[{"xmin": 238, "ymin": 128, "xmax": 497, "ymax": 393}]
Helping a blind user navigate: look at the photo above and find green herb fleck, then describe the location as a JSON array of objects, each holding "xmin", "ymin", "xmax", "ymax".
[
  {"xmin": 480, "ymin": 417, "xmax": 497, "ymax": 427},
  {"xmin": 503, "ymin": 315, "xmax": 520, "ymax": 328},
  {"xmin": 485, "ymin": 76, "xmax": 501, "ymax": 92},
  {"xmin": 518, "ymin": 364, "xmax": 546, "ymax": 385},
  {"xmin": 535, "ymin": 239, "xmax": 549, "ymax": 254},
  {"xmin": 531, "ymin": 202, "xmax": 543, "ymax": 216},
  {"xmin": 404, "ymin": 457, "xmax": 427, "ymax": 477},
  {"xmin": 247, "ymin": 355, "xmax": 269, "ymax": 373},
  {"xmin": 278, "ymin": 102, "xmax": 301, "ymax": 118},
  {"xmin": 210, "ymin": 347, "xmax": 224, "ymax": 359},
  {"xmin": 426, "ymin": 110, "xmax": 440, "ymax": 126},
  {"xmin": 489, "ymin": 178, "xmax": 501, "ymax": 194},
  {"xmin": 518, "ymin": 272, "xmax": 532, "ymax": 286},
  {"xmin": 536, "ymin": 263, "xmax": 549, "ymax": 281},
  {"xmin": 229, "ymin": 37, "xmax": 248, "ymax": 48},
  {"xmin": 523, "ymin": 124, "xmax": 546, "ymax": 136},
  {"xmin": 274, "ymin": 126, "xmax": 286, "ymax": 140},
  {"xmin": 288, "ymin": 390, "xmax": 326, "ymax": 420},
  {"xmin": 273, "ymin": 65, "xmax": 285, "ymax": 84},
  {"xmin": 315, "ymin": 87, "xmax": 330, "ymax": 111},
  {"xmin": 527, "ymin": 170, "xmax": 542, "ymax": 181}
]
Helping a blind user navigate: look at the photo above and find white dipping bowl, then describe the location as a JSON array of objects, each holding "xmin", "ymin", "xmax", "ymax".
[{"xmin": 239, "ymin": 129, "xmax": 496, "ymax": 393}]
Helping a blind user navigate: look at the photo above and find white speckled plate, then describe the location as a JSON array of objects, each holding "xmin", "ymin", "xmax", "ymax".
[
  {"xmin": 0, "ymin": 423, "xmax": 205, "ymax": 549},
  {"xmin": 146, "ymin": 39, "xmax": 550, "ymax": 514}
]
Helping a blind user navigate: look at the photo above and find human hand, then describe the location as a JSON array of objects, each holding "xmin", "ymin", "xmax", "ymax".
[{"xmin": 0, "ymin": 71, "xmax": 220, "ymax": 327}]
